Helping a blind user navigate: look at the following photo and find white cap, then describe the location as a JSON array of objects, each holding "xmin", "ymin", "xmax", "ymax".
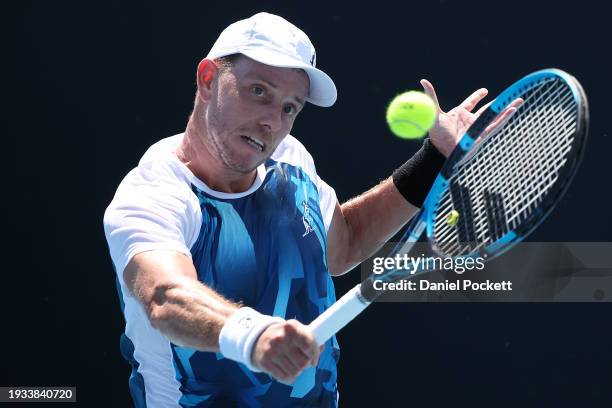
[{"xmin": 206, "ymin": 12, "xmax": 337, "ymax": 107}]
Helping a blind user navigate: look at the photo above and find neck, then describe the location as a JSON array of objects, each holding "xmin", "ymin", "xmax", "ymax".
[{"xmin": 176, "ymin": 103, "xmax": 257, "ymax": 193}]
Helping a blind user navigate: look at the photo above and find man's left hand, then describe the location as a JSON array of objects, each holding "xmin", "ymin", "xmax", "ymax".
[{"xmin": 420, "ymin": 79, "xmax": 522, "ymax": 157}]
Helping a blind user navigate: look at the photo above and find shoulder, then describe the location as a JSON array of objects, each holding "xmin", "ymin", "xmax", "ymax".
[
  {"xmin": 270, "ymin": 134, "xmax": 318, "ymax": 178},
  {"xmin": 105, "ymin": 134, "xmax": 200, "ymax": 226},
  {"xmin": 115, "ymin": 134, "xmax": 194, "ymax": 199},
  {"xmin": 103, "ymin": 135, "xmax": 203, "ymax": 273}
]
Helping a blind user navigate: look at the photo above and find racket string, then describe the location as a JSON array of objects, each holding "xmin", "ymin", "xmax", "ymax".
[
  {"xmin": 450, "ymin": 86, "xmax": 575, "ymax": 252},
  {"xmin": 431, "ymin": 77, "xmax": 579, "ymax": 257},
  {"xmin": 442, "ymin": 84, "xmax": 575, "ymax": 253},
  {"xmin": 484, "ymin": 91, "xmax": 575, "ymax": 227},
  {"xmin": 434, "ymin": 78, "xmax": 565, "ymax": 221},
  {"xmin": 433, "ymin": 83, "xmax": 559, "ymax": 247},
  {"xmin": 498, "ymin": 89, "xmax": 576, "ymax": 223}
]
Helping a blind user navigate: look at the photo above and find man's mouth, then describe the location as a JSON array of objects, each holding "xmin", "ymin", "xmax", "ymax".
[{"xmin": 241, "ymin": 135, "xmax": 265, "ymax": 152}]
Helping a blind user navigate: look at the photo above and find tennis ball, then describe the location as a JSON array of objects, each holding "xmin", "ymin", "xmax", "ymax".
[
  {"xmin": 446, "ymin": 210, "xmax": 460, "ymax": 227},
  {"xmin": 386, "ymin": 91, "xmax": 437, "ymax": 139}
]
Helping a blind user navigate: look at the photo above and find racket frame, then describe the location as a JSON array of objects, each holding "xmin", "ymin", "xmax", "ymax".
[{"xmin": 309, "ymin": 69, "xmax": 589, "ymax": 346}]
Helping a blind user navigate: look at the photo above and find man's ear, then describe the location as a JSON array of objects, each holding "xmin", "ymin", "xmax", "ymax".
[{"xmin": 196, "ymin": 59, "xmax": 219, "ymax": 101}]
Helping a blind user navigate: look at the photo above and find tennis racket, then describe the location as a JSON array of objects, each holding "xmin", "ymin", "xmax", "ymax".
[{"xmin": 309, "ymin": 68, "xmax": 589, "ymax": 345}]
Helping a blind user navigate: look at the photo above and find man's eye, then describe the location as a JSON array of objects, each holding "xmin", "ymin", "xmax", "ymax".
[
  {"xmin": 283, "ymin": 104, "xmax": 296, "ymax": 115},
  {"xmin": 252, "ymin": 86, "xmax": 264, "ymax": 97}
]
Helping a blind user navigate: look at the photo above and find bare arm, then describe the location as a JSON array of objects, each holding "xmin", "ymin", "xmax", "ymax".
[
  {"xmin": 326, "ymin": 177, "xmax": 417, "ymax": 276},
  {"xmin": 123, "ymin": 249, "xmax": 320, "ymax": 383},
  {"xmin": 124, "ymin": 250, "xmax": 239, "ymax": 351},
  {"xmin": 325, "ymin": 80, "xmax": 523, "ymax": 276}
]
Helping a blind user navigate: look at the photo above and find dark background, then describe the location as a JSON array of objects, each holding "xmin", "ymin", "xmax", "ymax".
[{"xmin": 5, "ymin": 1, "xmax": 612, "ymax": 406}]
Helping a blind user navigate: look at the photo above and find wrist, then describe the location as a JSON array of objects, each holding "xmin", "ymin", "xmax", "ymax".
[
  {"xmin": 392, "ymin": 138, "xmax": 446, "ymax": 207},
  {"xmin": 219, "ymin": 307, "xmax": 283, "ymax": 372}
]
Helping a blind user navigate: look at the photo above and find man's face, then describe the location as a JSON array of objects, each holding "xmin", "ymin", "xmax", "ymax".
[{"xmin": 203, "ymin": 56, "xmax": 310, "ymax": 174}]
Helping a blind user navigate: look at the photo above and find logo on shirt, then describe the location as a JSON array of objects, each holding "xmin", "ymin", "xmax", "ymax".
[{"xmin": 302, "ymin": 200, "xmax": 314, "ymax": 237}]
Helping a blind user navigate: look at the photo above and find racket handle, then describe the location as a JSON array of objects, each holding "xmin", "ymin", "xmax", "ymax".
[{"xmin": 309, "ymin": 284, "xmax": 371, "ymax": 346}]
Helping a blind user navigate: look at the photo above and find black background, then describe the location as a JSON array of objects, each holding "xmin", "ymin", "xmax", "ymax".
[{"xmin": 5, "ymin": 1, "xmax": 612, "ymax": 407}]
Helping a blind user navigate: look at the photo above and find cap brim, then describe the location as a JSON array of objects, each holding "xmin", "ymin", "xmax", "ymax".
[{"xmin": 239, "ymin": 48, "xmax": 337, "ymax": 107}]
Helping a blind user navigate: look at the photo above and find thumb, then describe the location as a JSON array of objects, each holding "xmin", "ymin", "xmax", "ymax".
[{"xmin": 310, "ymin": 344, "xmax": 325, "ymax": 367}]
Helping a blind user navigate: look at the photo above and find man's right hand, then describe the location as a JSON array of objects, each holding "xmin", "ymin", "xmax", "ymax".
[{"xmin": 251, "ymin": 319, "xmax": 322, "ymax": 384}]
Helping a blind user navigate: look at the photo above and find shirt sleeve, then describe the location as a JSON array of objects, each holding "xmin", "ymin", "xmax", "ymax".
[
  {"xmin": 103, "ymin": 166, "xmax": 201, "ymax": 280},
  {"xmin": 316, "ymin": 175, "xmax": 338, "ymax": 233}
]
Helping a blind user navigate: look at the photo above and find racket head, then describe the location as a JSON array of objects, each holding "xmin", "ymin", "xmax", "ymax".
[{"xmin": 423, "ymin": 69, "xmax": 589, "ymax": 261}]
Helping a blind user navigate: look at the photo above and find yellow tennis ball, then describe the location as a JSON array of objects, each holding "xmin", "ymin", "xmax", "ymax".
[
  {"xmin": 386, "ymin": 91, "xmax": 437, "ymax": 139},
  {"xmin": 446, "ymin": 210, "xmax": 460, "ymax": 227}
]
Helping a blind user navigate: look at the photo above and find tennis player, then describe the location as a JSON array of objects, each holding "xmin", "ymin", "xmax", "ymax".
[{"xmin": 104, "ymin": 12, "xmax": 502, "ymax": 407}]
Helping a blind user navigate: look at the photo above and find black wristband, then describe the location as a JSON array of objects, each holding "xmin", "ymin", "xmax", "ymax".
[{"xmin": 392, "ymin": 138, "xmax": 446, "ymax": 207}]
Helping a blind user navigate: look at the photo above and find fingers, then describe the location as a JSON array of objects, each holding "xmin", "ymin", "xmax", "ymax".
[
  {"xmin": 475, "ymin": 96, "xmax": 523, "ymax": 119},
  {"xmin": 459, "ymin": 88, "xmax": 488, "ymax": 112},
  {"xmin": 506, "ymin": 97, "xmax": 524, "ymax": 111},
  {"xmin": 483, "ymin": 107, "xmax": 517, "ymax": 135},
  {"xmin": 420, "ymin": 79, "xmax": 442, "ymax": 113},
  {"xmin": 483, "ymin": 98, "xmax": 523, "ymax": 135},
  {"xmin": 252, "ymin": 320, "xmax": 323, "ymax": 384},
  {"xmin": 272, "ymin": 354, "xmax": 303, "ymax": 384},
  {"xmin": 474, "ymin": 100, "xmax": 494, "ymax": 118},
  {"xmin": 473, "ymin": 98, "xmax": 524, "ymax": 145},
  {"xmin": 269, "ymin": 361, "xmax": 293, "ymax": 384},
  {"xmin": 285, "ymin": 320, "xmax": 320, "ymax": 365}
]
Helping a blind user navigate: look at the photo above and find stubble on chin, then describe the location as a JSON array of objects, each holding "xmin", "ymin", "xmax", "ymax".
[{"xmin": 209, "ymin": 133, "xmax": 268, "ymax": 175}]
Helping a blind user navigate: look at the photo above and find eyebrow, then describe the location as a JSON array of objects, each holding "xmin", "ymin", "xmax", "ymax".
[{"xmin": 247, "ymin": 76, "xmax": 305, "ymax": 107}]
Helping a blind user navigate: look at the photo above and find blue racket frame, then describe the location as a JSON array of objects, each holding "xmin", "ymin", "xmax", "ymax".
[
  {"xmin": 309, "ymin": 68, "xmax": 589, "ymax": 345},
  {"xmin": 391, "ymin": 68, "xmax": 589, "ymax": 269}
]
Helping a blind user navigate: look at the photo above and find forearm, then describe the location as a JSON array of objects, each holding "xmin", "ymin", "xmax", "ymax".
[
  {"xmin": 327, "ymin": 139, "xmax": 446, "ymax": 275},
  {"xmin": 330, "ymin": 178, "xmax": 417, "ymax": 274},
  {"xmin": 125, "ymin": 251, "xmax": 239, "ymax": 352},
  {"xmin": 344, "ymin": 177, "xmax": 417, "ymax": 245},
  {"xmin": 147, "ymin": 277, "xmax": 240, "ymax": 351},
  {"xmin": 125, "ymin": 251, "xmax": 316, "ymax": 381}
]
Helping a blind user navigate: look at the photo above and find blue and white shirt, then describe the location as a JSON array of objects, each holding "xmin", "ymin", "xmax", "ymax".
[{"xmin": 104, "ymin": 134, "xmax": 340, "ymax": 407}]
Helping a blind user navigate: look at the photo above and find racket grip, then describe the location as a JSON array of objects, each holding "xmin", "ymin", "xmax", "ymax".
[{"xmin": 309, "ymin": 284, "xmax": 371, "ymax": 346}]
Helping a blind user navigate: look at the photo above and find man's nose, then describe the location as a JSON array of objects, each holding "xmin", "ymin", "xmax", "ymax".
[{"xmin": 258, "ymin": 105, "xmax": 283, "ymax": 134}]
